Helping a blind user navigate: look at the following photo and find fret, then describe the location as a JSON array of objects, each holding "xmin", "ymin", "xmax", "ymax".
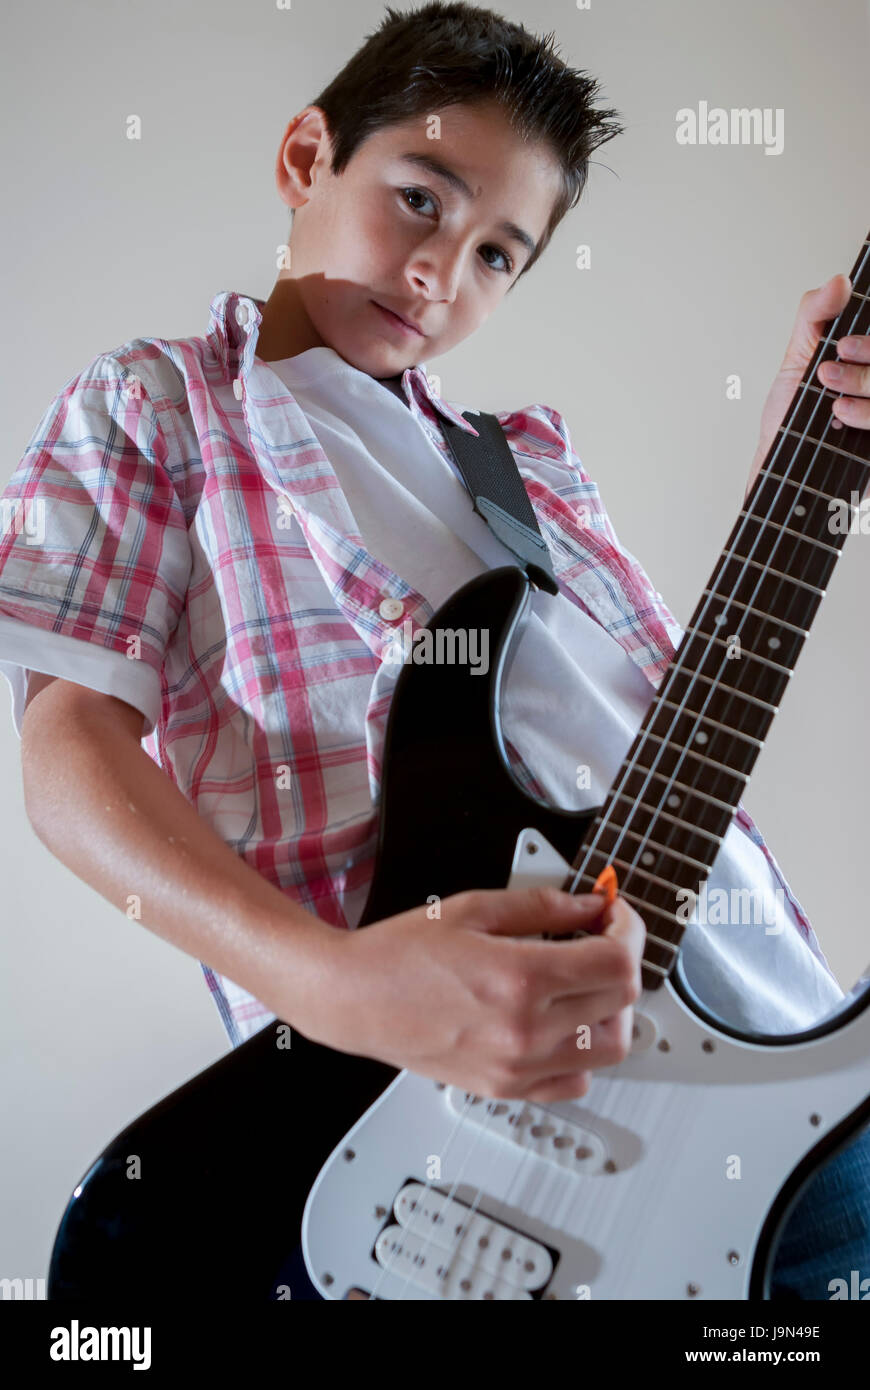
[
  {"xmin": 608, "ymin": 784, "xmax": 731, "ymax": 852},
  {"xmin": 642, "ymin": 960, "xmax": 670, "ymax": 983},
  {"xmin": 638, "ymin": 727, "xmax": 752, "ymax": 783},
  {"xmin": 710, "ymin": 549, "xmax": 825, "ymax": 597},
  {"xmin": 728, "ymin": 513, "xmax": 839, "ymax": 590},
  {"xmin": 699, "ymin": 588, "xmax": 809, "ymax": 640},
  {"xmin": 757, "ymin": 463, "xmax": 838, "ymax": 506},
  {"xmin": 799, "ymin": 378, "xmax": 856, "ymax": 407},
  {"xmin": 566, "ymin": 871, "xmax": 683, "ymax": 948},
  {"xmin": 622, "ymin": 764, "xmax": 740, "ymax": 816},
  {"xmin": 657, "ymin": 695, "xmax": 763, "ymax": 748},
  {"xmin": 666, "ymin": 666, "xmax": 777, "ymax": 714},
  {"xmin": 584, "ymin": 825, "xmax": 711, "ymax": 876},
  {"xmin": 645, "ymin": 697, "xmax": 771, "ymax": 774},
  {"xmin": 609, "ymin": 790, "xmax": 725, "ymax": 845},
  {"xmin": 776, "ymin": 424, "xmax": 870, "ymax": 467},
  {"xmin": 743, "ymin": 477, "xmax": 850, "ymax": 560},
  {"xmin": 570, "ymin": 228, "xmax": 870, "ymax": 992},
  {"xmin": 678, "ymin": 625, "xmax": 794, "ymax": 676},
  {"xmin": 785, "ymin": 363, "xmax": 870, "ymax": 452},
  {"xmin": 704, "ymin": 558, "xmax": 824, "ymax": 682},
  {"xmin": 736, "ymin": 508, "xmax": 841, "ymax": 555},
  {"xmin": 613, "ymin": 888, "xmax": 683, "ymax": 939},
  {"xmin": 662, "ymin": 668, "xmax": 777, "ymax": 752},
  {"xmin": 583, "ymin": 843, "xmax": 707, "ymax": 895}
]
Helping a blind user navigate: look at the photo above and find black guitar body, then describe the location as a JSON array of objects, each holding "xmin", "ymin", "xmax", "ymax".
[{"xmin": 47, "ymin": 567, "xmax": 599, "ymax": 1300}]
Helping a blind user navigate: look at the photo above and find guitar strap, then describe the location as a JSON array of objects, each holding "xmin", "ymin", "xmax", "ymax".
[{"xmin": 438, "ymin": 409, "xmax": 560, "ymax": 596}]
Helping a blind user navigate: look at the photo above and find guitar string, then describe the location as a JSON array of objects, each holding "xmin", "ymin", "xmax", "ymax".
[
  {"xmin": 551, "ymin": 248, "xmax": 870, "ymax": 1298},
  {"xmin": 558, "ymin": 254, "xmax": 870, "ymax": 1297},
  {"xmin": 366, "ymin": 242, "xmax": 869, "ymax": 1300},
  {"xmin": 382, "ymin": 252, "xmax": 868, "ymax": 1302},
  {"xmin": 565, "ymin": 246, "xmax": 868, "ymax": 948}
]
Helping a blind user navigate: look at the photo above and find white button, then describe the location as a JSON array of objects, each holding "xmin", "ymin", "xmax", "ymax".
[
  {"xmin": 232, "ymin": 377, "xmax": 243, "ymax": 400},
  {"xmin": 379, "ymin": 597, "xmax": 404, "ymax": 621},
  {"xmin": 235, "ymin": 303, "xmax": 250, "ymax": 328}
]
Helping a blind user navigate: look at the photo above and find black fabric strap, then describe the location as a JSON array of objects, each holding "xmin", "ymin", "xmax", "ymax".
[{"xmin": 438, "ymin": 409, "xmax": 560, "ymax": 595}]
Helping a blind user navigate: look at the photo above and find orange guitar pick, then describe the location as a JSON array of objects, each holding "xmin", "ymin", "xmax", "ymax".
[{"xmin": 592, "ymin": 863, "xmax": 618, "ymax": 906}]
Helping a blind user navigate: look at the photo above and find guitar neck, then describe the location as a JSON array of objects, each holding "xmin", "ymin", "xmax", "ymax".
[{"xmin": 567, "ymin": 230, "xmax": 870, "ymax": 990}]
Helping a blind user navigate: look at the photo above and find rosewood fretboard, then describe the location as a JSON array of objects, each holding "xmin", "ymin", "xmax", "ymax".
[{"xmin": 565, "ymin": 230, "xmax": 870, "ymax": 990}]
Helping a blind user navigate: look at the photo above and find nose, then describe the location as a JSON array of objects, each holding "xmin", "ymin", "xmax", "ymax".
[{"xmin": 406, "ymin": 234, "xmax": 465, "ymax": 305}]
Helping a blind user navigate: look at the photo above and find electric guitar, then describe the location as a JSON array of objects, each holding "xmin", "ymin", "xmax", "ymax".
[{"xmin": 47, "ymin": 230, "xmax": 870, "ymax": 1301}]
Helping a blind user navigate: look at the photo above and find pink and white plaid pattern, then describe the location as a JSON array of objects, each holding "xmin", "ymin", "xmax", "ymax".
[{"xmin": 0, "ymin": 290, "xmax": 825, "ymax": 1044}]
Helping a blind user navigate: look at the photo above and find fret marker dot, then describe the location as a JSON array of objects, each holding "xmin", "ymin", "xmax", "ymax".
[
  {"xmin": 713, "ymin": 612, "xmax": 727, "ymax": 627},
  {"xmin": 667, "ymin": 794, "xmax": 680, "ymax": 808},
  {"xmin": 641, "ymin": 851, "xmax": 655, "ymax": 867},
  {"xmin": 767, "ymin": 636, "xmax": 781, "ymax": 650},
  {"xmin": 794, "ymin": 504, "xmax": 806, "ymax": 517},
  {"xmin": 695, "ymin": 730, "xmax": 708, "ymax": 744}
]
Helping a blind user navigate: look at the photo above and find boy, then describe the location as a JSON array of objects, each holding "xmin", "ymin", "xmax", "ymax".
[{"xmin": 3, "ymin": 2, "xmax": 869, "ymax": 1299}]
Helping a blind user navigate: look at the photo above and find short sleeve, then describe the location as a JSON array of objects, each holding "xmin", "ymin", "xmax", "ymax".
[{"xmin": 0, "ymin": 353, "xmax": 191, "ymax": 737}]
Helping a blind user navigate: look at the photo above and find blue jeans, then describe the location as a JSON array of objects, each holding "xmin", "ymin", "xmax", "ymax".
[{"xmin": 768, "ymin": 1118, "xmax": 870, "ymax": 1300}]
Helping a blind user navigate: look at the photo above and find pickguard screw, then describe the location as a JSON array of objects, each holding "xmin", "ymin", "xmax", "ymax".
[
  {"xmin": 727, "ymin": 1251, "xmax": 740, "ymax": 1265},
  {"xmin": 687, "ymin": 1282, "xmax": 700, "ymax": 1296},
  {"xmin": 658, "ymin": 1038, "xmax": 670, "ymax": 1052},
  {"xmin": 343, "ymin": 1148, "xmax": 356, "ymax": 1162},
  {"xmin": 810, "ymin": 1113, "xmax": 822, "ymax": 1126},
  {"xmin": 323, "ymin": 1273, "xmax": 334, "ymax": 1287},
  {"xmin": 702, "ymin": 1039, "xmax": 714, "ymax": 1053}
]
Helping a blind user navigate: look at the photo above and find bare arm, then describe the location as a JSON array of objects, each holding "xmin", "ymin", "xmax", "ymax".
[
  {"xmin": 20, "ymin": 674, "xmax": 339, "ymax": 1030},
  {"xmin": 20, "ymin": 674, "xmax": 645, "ymax": 1102}
]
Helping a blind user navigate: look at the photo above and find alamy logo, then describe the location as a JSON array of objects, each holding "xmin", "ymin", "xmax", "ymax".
[
  {"xmin": 676, "ymin": 882, "xmax": 785, "ymax": 933},
  {"xmin": 49, "ymin": 1320, "xmax": 151, "ymax": 1370},
  {"xmin": 0, "ymin": 496, "xmax": 46, "ymax": 545},
  {"xmin": 381, "ymin": 619, "xmax": 489, "ymax": 674},
  {"xmin": 676, "ymin": 102, "xmax": 784, "ymax": 156},
  {"xmin": 828, "ymin": 1269, "xmax": 870, "ymax": 1299},
  {"xmin": 0, "ymin": 1276, "xmax": 44, "ymax": 1298}
]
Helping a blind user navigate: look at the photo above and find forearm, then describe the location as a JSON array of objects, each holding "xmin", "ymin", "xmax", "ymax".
[{"xmin": 20, "ymin": 690, "xmax": 339, "ymax": 1029}]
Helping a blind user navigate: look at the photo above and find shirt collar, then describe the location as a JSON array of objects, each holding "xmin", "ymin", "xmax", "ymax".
[{"xmin": 207, "ymin": 290, "xmax": 479, "ymax": 436}]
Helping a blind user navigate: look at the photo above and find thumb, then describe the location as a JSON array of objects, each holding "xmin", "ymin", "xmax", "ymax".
[
  {"xmin": 781, "ymin": 273, "xmax": 851, "ymax": 374},
  {"xmin": 481, "ymin": 885, "xmax": 608, "ymax": 938}
]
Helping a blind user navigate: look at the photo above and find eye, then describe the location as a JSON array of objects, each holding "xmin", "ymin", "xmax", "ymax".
[{"xmin": 397, "ymin": 187, "xmax": 514, "ymax": 275}]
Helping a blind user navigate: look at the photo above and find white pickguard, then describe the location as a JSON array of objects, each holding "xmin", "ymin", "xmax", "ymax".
[{"xmin": 302, "ymin": 829, "xmax": 870, "ymax": 1300}]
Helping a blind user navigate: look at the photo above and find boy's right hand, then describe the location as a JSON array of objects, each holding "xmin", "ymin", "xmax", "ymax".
[{"xmin": 299, "ymin": 886, "xmax": 646, "ymax": 1102}]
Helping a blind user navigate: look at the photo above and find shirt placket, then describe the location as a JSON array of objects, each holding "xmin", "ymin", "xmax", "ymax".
[{"xmin": 229, "ymin": 308, "xmax": 435, "ymax": 662}]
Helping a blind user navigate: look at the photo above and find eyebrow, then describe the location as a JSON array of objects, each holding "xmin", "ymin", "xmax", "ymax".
[{"xmin": 396, "ymin": 152, "xmax": 538, "ymax": 262}]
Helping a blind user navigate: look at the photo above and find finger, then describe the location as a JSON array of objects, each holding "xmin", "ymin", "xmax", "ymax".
[
  {"xmin": 782, "ymin": 275, "xmax": 852, "ymax": 373},
  {"xmin": 817, "ymin": 358, "xmax": 870, "ymax": 397},
  {"xmin": 529, "ymin": 982, "xmax": 639, "ymax": 1044},
  {"xmin": 540, "ymin": 1011, "xmax": 634, "ymax": 1077},
  {"xmin": 519, "ymin": 1071, "xmax": 591, "ymax": 1104},
  {"xmin": 831, "ymin": 397, "xmax": 870, "ymax": 427},
  {"xmin": 527, "ymin": 896, "xmax": 646, "ymax": 995},
  {"xmin": 474, "ymin": 885, "xmax": 608, "ymax": 939},
  {"xmin": 836, "ymin": 335, "xmax": 870, "ymax": 362}
]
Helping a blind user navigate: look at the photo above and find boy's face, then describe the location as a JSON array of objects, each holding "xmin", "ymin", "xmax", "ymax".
[{"xmin": 260, "ymin": 100, "xmax": 563, "ymax": 376}]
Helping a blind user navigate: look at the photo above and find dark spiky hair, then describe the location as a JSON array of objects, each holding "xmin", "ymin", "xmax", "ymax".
[{"xmin": 301, "ymin": 1, "xmax": 624, "ymax": 283}]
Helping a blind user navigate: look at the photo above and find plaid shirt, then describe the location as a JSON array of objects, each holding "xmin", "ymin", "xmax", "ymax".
[{"xmin": 0, "ymin": 290, "xmax": 831, "ymax": 1044}]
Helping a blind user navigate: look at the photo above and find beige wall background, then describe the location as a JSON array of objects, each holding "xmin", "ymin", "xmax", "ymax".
[{"xmin": 1, "ymin": 0, "xmax": 868, "ymax": 1281}]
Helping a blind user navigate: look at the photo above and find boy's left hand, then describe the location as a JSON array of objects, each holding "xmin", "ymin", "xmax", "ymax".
[{"xmin": 746, "ymin": 273, "xmax": 869, "ymax": 498}]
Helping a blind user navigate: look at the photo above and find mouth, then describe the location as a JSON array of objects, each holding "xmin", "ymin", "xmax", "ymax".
[{"xmin": 371, "ymin": 300, "xmax": 425, "ymax": 337}]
